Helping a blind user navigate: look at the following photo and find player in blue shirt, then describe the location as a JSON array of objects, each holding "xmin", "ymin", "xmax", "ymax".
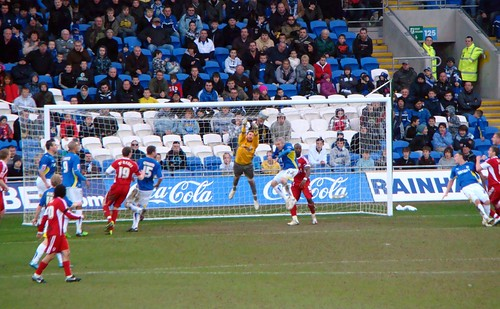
[
  {"xmin": 443, "ymin": 151, "xmax": 492, "ymax": 227},
  {"xmin": 61, "ymin": 141, "xmax": 89, "ymax": 237},
  {"xmin": 30, "ymin": 174, "xmax": 81, "ymax": 269},
  {"xmin": 271, "ymin": 137, "xmax": 299, "ymax": 209},
  {"xmin": 125, "ymin": 145, "xmax": 163, "ymax": 232},
  {"xmin": 36, "ymin": 140, "xmax": 58, "ymax": 197}
]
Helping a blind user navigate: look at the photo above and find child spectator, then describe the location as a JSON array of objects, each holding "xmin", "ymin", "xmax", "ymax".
[
  {"xmin": 60, "ymin": 113, "xmax": 79, "ymax": 139},
  {"xmin": 404, "ymin": 116, "xmax": 420, "ymax": 142},
  {"xmin": 185, "ymin": 21, "xmax": 200, "ymax": 47},
  {"xmin": 52, "ymin": 53, "xmax": 67, "ymax": 76},
  {"xmin": 319, "ymin": 73, "xmax": 336, "ymax": 96},
  {"xmin": 152, "ymin": 49, "xmax": 167, "ymax": 74},
  {"xmin": 338, "ymin": 66, "xmax": 357, "ymax": 96},
  {"xmin": 92, "ymin": 46, "xmax": 112, "ymax": 76},
  {"xmin": 288, "ymin": 50, "xmax": 300, "ymax": 70},
  {"xmin": 259, "ymin": 85, "xmax": 271, "ymax": 100},
  {"xmin": 299, "ymin": 70, "xmax": 317, "ymax": 97},
  {"xmin": 177, "ymin": 108, "xmax": 199, "ymax": 135},
  {"xmin": 453, "ymin": 124, "xmax": 475, "ymax": 150},
  {"xmin": 0, "ymin": 115, "xmax": 14, "ymax": 140},
  {"xmin": 211, "ymin": 72, "xmax": 224, "ymax": 96},
  {"xmin": 224, "ymin": 48, "xmax": 242, "ymax": 74},
  {"xmin": 437, "ymin": 146, "xmax": 455, "ymax": 168},
  {"xmin": 425, "ymin": 89, "xmax": 443, "ymax": 116},
  {"xmin": 139, "ymin": 88, "xmax": 158, "ymax": 104},
  {"xmin": 427, "ymin": 116, "xmax": 438, "ymax": 138},
  {"xmin": 410, "ymin": 99, "xmax": 431, "ymax": 126},
  {"xmin": 117, "ymin": 43, "xmax": 131, "ymax": 66},
  {"xmin": 376, "ymin": 72, "xmax": 390, "ymax": 95},
  {"xmin": 394, "ymin": 147, "xmax": 416, "ymax": 169},
  {"xmin": 417, "ymin": 146, "xmax": 435, "ymax": 168},
  {"xmin": 444, "ymin": 105, "xmax": 461, "ymax": 137},
  {"xmin": 423, "ymin": 66, "xmax": 436, "ymax": 87},
  {"xmin": 274, "ymin": 88, "xmax": 291, "ymax": 100},
  {"xmin": 328, "ymin": 108, "xmax": 350, "ymax": 131},
  {"xmin": 168, "ymin": 74, "xmax": 183, "ymax": 98},
  {"xmin": 329, "ymin": 138, "xmax": 351, "ymax": 171},
  {"xmin": 4, "ymin": 75, "xmax": 19, "ymax": 102},
  {"xmin": 219, "ymin": 152, "xmax": 234, "ymax": 175},
  {"xmin": 334, "ymin": 34, "xmax": 351, "ymax": 58},
  {"xmin": 356, "ymin": 150, "xmax": 375, "ymax": 170},
  {"xmin": 80, "ymin": 114, "xmax": 96, "ymax": 138},
  {"xmin": 432, "ymin": 122, "xmax": 453, "ymax": 152},
  {"xmin": 58, "ymin": 64, "xmax": 76, "ymax": 89},
  {"xmin": 409, "ymin": 124, "xmax": 431, "ymax": 152},
  {"xmin": 356, "ymin": 73, "xmax": 374, "ymax": 95}
]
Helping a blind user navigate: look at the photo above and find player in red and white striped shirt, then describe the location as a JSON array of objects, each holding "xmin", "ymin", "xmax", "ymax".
[
  {"xmin": 288, "ymin": 144, "xmax": 317, "ymax": 226},
  {"xmin": 0, "ymin": 149, "xmax": 10, "ymax": 221},
  {"xmin": 32, "ymin": 185, "xmax": 83, "ymax": 283},
  {"xmin": 103, "ymin": 147, "xmax": 145, "ymax": 234},
  {"xmin": 476, "ymin": 146, "xmax": 500, "ymax": 225}
]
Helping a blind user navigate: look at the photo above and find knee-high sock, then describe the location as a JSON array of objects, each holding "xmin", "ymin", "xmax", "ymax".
[
  {"xmin": 308, "ymin": 201, "xmax": 316, "ymax": 214},
  {"xmin": 483, "ymin": 205, "xmax": 491, "ymax": 217},
  {"xmin": 74, "ymin": 210, "xmax": 83, "ymax": 234},
  {"xmin": 290, "ymin": 205, "xmax": 297, "ymax": 216},
  {"xmin": 111, "ymin": 209, "xmax": 119, "ymax": 228},
  {"xmin": 56, "ymin": 253, "xmax": 63, "ymax": 265},
  {"xmin": 132, "ymin": 212, "xmax": 140, "ymax": 229},
  {"xmin": 129, "ymin": 204, "xmax": 142, "ymax": 213},
  {"xmin": 103, "ymin": 203, "xmax": 111, "ymax": 220},
  {"xmin": 35, "ymin": 261, "xmax": 48, "ymax": 276},
  {"xmin": 63, "ymin": 261, "xmax": 72, "ymax": 277},
  {"xmin": 477, "ymin": 204, "xmax": 488, "ymax": 218},
  {"xmin": 31, "ymin": 243, "xmax": 46, "ymax": 264},
  {"xmin": 274, "ymin": 184, "xmax": 288, "ymax": 200}
]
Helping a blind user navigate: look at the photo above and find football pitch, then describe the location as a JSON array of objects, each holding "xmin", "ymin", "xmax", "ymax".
[{"xmin": 1, "ymin": 202, "xmax": 498, "ymax": 309}]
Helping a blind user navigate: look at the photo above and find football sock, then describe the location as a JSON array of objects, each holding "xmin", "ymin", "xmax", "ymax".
[
  {"xmin": 308, "ymin": 201, "xmax": 316, "ymax": 214},
  {"xmin": 483, "ymin": 205, "xmax": 491, "ymax": 217},
  {"xmin": 253, "ymin": 194, "xmax": 258, "ymax": 201},
  {"xmin": 111, "ymin": 209, "xmax": 119, "ymax": 228},
  {"xmin": 248, "ymin": 179, "xmax": 257, "ymax": 196},
  {"xmin": 274, "ymin": 184, "xmax": 287, "ymax": 200},
  {"xmin": 103, "ymin": 203, "xmax": 111, "ymax": 219},
  {"xmin": 292, "ymin": 215, "xmax": 298, "ymax": 222},
  {"xmin": 311, "ymin": 213, "xmax": 317, "ymax": 220},
  {"xmin": 35, "ymin": 261, "xmax": 48, "ymax": 275},
  {"xmin": 63, "ymin": 219, "xmax": 69, "ymax": 234},
  {"xmin": 290, "ymin": 205, "xmax": 297, "ymax": 216},
  {"xmin": 32, "ymin": 243, "xmax": 47, "ymax": 264},
  {"xmin": 476, "ymin": 204, "xmax": 488, "ymax": 219},
  {"xmin": 56, "ymin": 253, "xmax": 63, "ymax": 265},
  {"xmin": 63, "ymin": 261, "xmax": 72, "ymax": 277},
  {"xmin": 132, "ymin": 212, "xmax": 139, "ymax": 229},
  {"xmin": 75, "ymin": 210, "xmax": 83, "ymax": 234}
]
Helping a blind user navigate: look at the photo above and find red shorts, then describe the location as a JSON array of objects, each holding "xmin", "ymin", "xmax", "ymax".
[
  {"xmin": 0, "ymin": 192, "xmax": 4, "ymax": 212},
  {"xmin": 291, "ymin": 181, "xmax": 313, "ymax": 201},
  {"xmin": 489, "ymin": 185, "xmax": 500, "ymax": 206},
  {"xmin": 104, "ymin": 184, "xmax": 130, "ymax": 208},
  {"xmin": 45, "ymin": 235, "xmax": 69, "ymax": 254}
]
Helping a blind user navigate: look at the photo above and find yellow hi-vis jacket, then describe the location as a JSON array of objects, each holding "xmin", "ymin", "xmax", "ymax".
[
  {"xmin": 422, "ymin": 43, "xmax": 437, "ymax": 79},
  {"xmin": 458, "ymin": 43, "xmax": 483, "ymax": 82}
]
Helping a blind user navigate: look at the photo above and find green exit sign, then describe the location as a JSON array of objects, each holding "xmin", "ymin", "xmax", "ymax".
[{"xmin": 409, "ymin": 26, "xmax": 424, "ymax": 41}]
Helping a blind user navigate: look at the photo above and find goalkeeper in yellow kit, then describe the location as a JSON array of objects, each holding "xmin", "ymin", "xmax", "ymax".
[{"xmin": 228, "ymin": 118, "xmax": 260, "ymax": 210}]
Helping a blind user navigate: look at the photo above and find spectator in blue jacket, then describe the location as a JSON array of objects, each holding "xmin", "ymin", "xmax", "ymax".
[
  {"xmin": 432, "ymin": 122, "xmax": 453, "ymax": 152},
  {"xmin": 410, "ymin": 99, "xmax": 431, "ymax": 126},
  {"xmin": 197, "ymin": 80, "xmax": 219, "ymax": 102}
]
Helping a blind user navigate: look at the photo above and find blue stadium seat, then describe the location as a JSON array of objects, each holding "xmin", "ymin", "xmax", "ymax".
[
  {"xmin": 329, "ymin": 20, "xmax": 348, "ymax": 36},
  {"xmin": 113, "ymin": 36, "xmax": 123, "ymax": 49},
  {"xmin": 139, "ymin": 74, "xmax": 151, "ymax": 88},
  {"xmin": 392, "ymin": 152, "xmax": 401, "ymax": 160},
  {"xmin": 219, "ymin": 73, "xmax": 229, "ymax": 84},
  {"xmin": 342, "ymin": 32, "xmax": 357, "ymax": 49},
  {"xmin": 203, "ymin": 60, "xmax": 221, "ymax": 75},
  {"xmin": 351, "ymin": 69, "xmax": 369, "ymax": 78},
  {"xmin": 102, "ymin": 159, "xmax": 114, "ymax": 171},
  {"xmin": 484, "ymin": 126, "xmax": 499, "ymax": 139},
  {"xmin": 78, "ymin": 23, "xmax": 91, "ymax": 32},
  {"xmin": 173, "ymin": 48, "xmax": 186, "ymax": 63},
  {"xmin": 171, "ymin": 36, "xmax": 181, "ymax": 49},
  {"xmin": 310, "ymin": 20, "xmax": 328, "ymax": 36},
  {"xmin": 279, "ymin": 84, "xmax": 297, "ymax": 97},
  {"xmin": 340, "ymin": 58, "xmax": 359, "ymax": 70},
  {"xmin": 62, "ymin": 88, "xmax": 80, "ymax": 100},
  {"xmin": 141, "ymin": 49, "xmax": 153, "ymax": 62},
  {"xmin": 360, "ymin": 57, "xmax": 380, "ymax": 73},
  {"xmin": 331, "ymin": 69, "xmax": 343, "ymax": 82},
  {"xmin": 297, "ymin": 20, "xmax": 308, "ymax": 29},
  {"xmin": 158, "ymin": 48, "xmax": 172, "ymax": 58},
  {"xmin": 111, "ymin": 62, "xmax": 123, "ymax": 74},
  {"xmin": 253, "ymin": 156, "xmax": 262, "ymax": 172},
  {"xmin": 214, "ymin": 47, "xmax": 229, "ymax": 68},
  {"xmin": 393, "ymin": 140, "xmax": 409, "ymax": 155},
  {"xmin": 88, "ymin": 87, "xmax": 97, "ymax": 97},
  {"xmin": 430, "ymin": 151, "xmax": 443, "ymax": 160},
  {"xmin": 329, "ymin": 32, "xmax": 338, "ymax": 42},
  {"xmin": 326, "ymin": 58, "xmax": 340, "ymax": 71},
  {"xmin": 350, "ymin": 153, "xmax": 360, "ymax": 166},
  {"xmin": 218, "ymin": 23, "xmax": 227, "ymax": 29},
  {"xmin": 94, "ymin": 74, "xmax": 106, "ymax": 85},
  {"xmin": 119, "ymin": 74, "xmax": 132, "ymax": 81},
  {"xmin": 236, "ymin": 22, "xmax": 247, "ymax": 29},
  {"xmin": 0, "ymin": 139, "xmax": 16, "ymax": 150},
  {"xmin": 263, "ymin": 84, "xmax": 278, "ymax": 97},
  {"xmin": 203, "ymin": 156, "xmax": 222, "ymax": 170},
  {"xmin": 472, "ymin": 150, "xmax": 482, "ymax": 157},
  {"xmin": 4, "ymin": 63, "xmax": 15, "ymax": 72},
  {"xmin": 124, "ymin": 36, "xmax": 142, "ymax": 48},
  {"xmin": 474, "ymin": 139, "xmax": 492, "ymax": 152},
  {"xmin": 409, "ymin": 152, "xmax": 421, "ymax": 160},
  {"xmin": 202, "ymin": 23, "xmax": 209, "ymax": 30},
  {"xmin": 38, "ymin": 75, "xmax": 53, "ymax": 87},
  {"xmin": 187, "ymin": 157, "xmax": 203, "ymax": 171},
  {"xmin": 308, "ymin": 33, "xmax": 317, "ymax": 40},
  {"xmin": 199, "ymin": 73, "xmax": 210, "ymax": 80},
  {"xmin": 176, "ymin": 73, "xmax": 189, "ymax": 85}
]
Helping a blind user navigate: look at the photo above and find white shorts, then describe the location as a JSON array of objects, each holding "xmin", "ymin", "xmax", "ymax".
[
  {"xmin": 462, "ymin": 183, "xmax": 489, "ymax": 204},
  {"xmin": 126, "ymin": 185, "xmax": 153, "ymax": 208},
  {"xmin": 273, "ymin": 168, "xmax": 299, "ymax": 183},
  {"xmin": 36, "ymin": 177, "xmax": 51, "ymax": 197},
  {"xmin": 66, "ymin": 187, "xmax": 83, "ymax": 204}
]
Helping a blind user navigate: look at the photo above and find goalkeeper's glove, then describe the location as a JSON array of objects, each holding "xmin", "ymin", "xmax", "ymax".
[
  {"xmin": 242, "ymin": 118, "xmax": 248, "ymax": 126},
  {"xmin": 251, "ymin": 122, "xmax": 258, "ymax": 130}
]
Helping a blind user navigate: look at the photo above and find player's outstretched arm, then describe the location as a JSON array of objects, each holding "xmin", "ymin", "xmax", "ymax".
[
  {"xmin": 32, "ymin": 205, "xmax": 43, "ymax": 225},
  {"xmin": 442, "ymin": 178, "xmax": 455, "ymax": 200}
]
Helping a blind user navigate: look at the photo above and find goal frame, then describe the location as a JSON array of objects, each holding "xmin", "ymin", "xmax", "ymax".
[{"xmin": 40, "ymin": 96, "xmax": 392, "ymax": 218}]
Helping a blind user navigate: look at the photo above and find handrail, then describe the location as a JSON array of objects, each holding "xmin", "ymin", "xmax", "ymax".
[
  {"xmin": 391, "ymin": 56, "xmax": 442, "ymax": 73},
  {"xmin": 369, "ymin": 79, "xmax": 392, "ymax": 96}
]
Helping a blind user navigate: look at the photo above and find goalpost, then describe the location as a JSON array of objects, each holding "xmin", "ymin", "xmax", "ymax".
[{"xmin": 20, "ymin": 96, "xmax": 392, "ymax": 225}]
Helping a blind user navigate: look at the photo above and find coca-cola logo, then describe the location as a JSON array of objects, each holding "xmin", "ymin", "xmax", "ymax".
[
  {"xmin": 263, "ymin": 177, "xmax": 348, "ymax": 200},
  {"xmin": 150, "ymin": 180, "xmax": 214, "ymax": 204}
]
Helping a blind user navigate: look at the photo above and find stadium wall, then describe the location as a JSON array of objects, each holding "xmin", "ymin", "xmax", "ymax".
[{"xmin": 6, "ymin": 170, "xmax": 466, "ymax": 214}]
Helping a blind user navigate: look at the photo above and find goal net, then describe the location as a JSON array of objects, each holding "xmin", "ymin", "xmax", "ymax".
[{"xmin": 20, "ymin": 96, "xmax": 392, "ymax": 225}]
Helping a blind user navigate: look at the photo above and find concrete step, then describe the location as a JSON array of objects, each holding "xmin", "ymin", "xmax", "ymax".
[
  {"xmin": 373, "ymin": 51, "xmax": 393, "ymax": 58},
  {"xmin": 480, "ymin": 100, "xmax": 500, "ymax": 128},
  {"xmin": 373, "ymin": 45, "xmax": 388, "ymax": 52}
]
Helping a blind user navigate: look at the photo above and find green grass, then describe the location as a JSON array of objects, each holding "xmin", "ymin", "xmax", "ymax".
[{"xmin": 1, "ymin": 202, "xmax": 498, "ymax": 309}]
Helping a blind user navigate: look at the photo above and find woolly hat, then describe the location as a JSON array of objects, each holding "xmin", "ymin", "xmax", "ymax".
[
  {"xmin": 258, "ymin": 85, "xmax": 268, "ymax": 92},
  {"xmin": 257, "ymin": 111, "xmax": 269, "ymax": 120},
  {"xmin": 445, "ymin": 105, "xmax": 456, "ymax": 115},
  {"xmin": 417, "ymin": 124, "xmax": 426, "ymax": 134},
  {"xmin": 306, "ymin": 70, "xmax": 314, "ymax": 76}
]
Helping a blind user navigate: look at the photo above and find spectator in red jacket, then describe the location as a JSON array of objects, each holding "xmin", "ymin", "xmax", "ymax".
[
  {"xmin": 313, "ymin": 54, "xmax": 332, "ymax": 84},
  {"xmin": 60, "ymin": 113, "xmax": 79, "ymax": 139}
]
